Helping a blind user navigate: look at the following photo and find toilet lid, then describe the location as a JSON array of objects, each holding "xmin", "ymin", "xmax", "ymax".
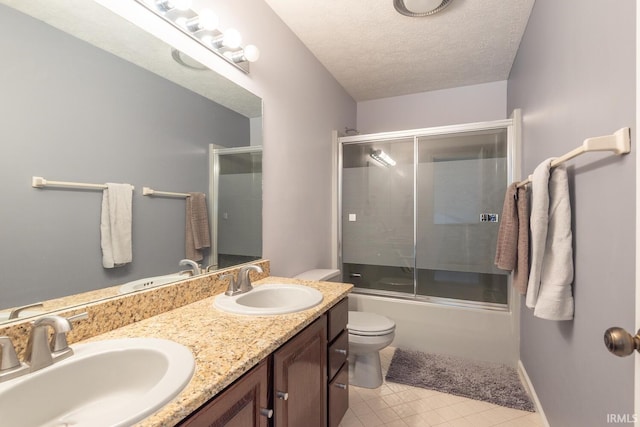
[{"xmin": 348, "ymin": 311, "xmax": 395, "ymax": 336}]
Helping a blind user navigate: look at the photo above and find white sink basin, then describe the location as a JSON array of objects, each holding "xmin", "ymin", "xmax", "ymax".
[
  {"xmin": 118, "ymin": 274, "xmax": 187, "ymax": 294},
  {"xmin": 214, "ymin": 283, "xmax": 324, "ymax": 315},
  {"xmin": 0, "ymin": 338, "xmax": 194, "ymax": 427}
]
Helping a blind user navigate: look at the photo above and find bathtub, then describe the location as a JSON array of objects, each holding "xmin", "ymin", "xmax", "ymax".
[{"xmin": 347, "ymin": 292, "xmax": 520, "ymax": 366}]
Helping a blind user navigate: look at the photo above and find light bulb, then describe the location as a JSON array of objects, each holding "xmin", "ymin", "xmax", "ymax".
[
  {"xmin": 243, "ymin": 45, "xmax": 260, "ymax": 62},
  {"xmin": 198, "ymin": 9, "xmax": 218, "ymax": 31},
  {"xmin": 222, "ymin": 28, "xmax": 242, "ymax": 49},
  {"xmin": 171, "ymin": 0, "xmax": 192, "ymax": 11}
]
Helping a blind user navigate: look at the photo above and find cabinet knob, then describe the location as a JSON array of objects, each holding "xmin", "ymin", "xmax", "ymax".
[
  {"xmin": 276, "ymin": 391, "xmax": 289, "ymax": 400},
  {"xmin": 260, "ymin": 408, "xmax": 273, "ymax": 418},
  {"xmin": 334, "ymin": 383, "xmax": 347, "ymax": 390},
  {"xmin": 334, "ymin": 348, "xmax": 347, "ymax": 356}
]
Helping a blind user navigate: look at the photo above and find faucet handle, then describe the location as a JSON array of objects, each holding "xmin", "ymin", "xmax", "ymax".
[
  {"xmin": 0, "ymin": 336, "xmax": 28, "ymax": 383},
  {"xmin": 51, "ymin": 312, "xmax": 88, "ymax": 353},
  {"xmin": 222, "ymin": 274, "xmax": 239, "ymax": 296},
  {"xmin": 0, "ymin": 337, "xmax": 21, "ymax": 371}
]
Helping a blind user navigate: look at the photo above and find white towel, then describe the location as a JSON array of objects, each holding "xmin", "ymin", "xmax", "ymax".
[
  {"xmin": 101, "ymin": 183, "xmax": 133, "ymax": 268},
  {"xmin": 526, "ymin": 159, "xmax": 552, "ymax": 309},
  {"xmin": 526, "ymin": 159, "xmax": 574, "ymax": 320}
]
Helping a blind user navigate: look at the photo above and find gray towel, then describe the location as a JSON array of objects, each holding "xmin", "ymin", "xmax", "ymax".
[
  {"xmin": 185, "ymin": 192, "xmax": 211, "ymax": 261},
  {"xmin": 512, "ymin": 186, "xmax": 530, "ymax": 295},
  {"xmin": 495, "ymin": 183, "xmax": 518, "ymax": 271}
]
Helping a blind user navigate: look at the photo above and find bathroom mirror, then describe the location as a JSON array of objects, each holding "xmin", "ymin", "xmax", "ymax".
[{"xmin": 0, "ymin": 0, "xmax": 263, "ymax": 323}]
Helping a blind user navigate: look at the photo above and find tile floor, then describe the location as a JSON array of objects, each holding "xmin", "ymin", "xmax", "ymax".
[{"xmin": 339, "ymin": 347, "xmax": 544, "ymax": 427}]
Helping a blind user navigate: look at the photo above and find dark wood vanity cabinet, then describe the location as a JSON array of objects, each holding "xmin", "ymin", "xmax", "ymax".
[
  {"xmin": 179, "ymin": 298, "xmax": 349, "ymax": 427},
  {"xmin": 180, "ymin": 359, "xmax": 270, "ymax": 427},
  {"xmin": 273, "ymin": 315, "xmax": 327, "ymax": 427},
  {"xmin": 326, "ymin": 298, "xmax": 349, "ymax": 427}
]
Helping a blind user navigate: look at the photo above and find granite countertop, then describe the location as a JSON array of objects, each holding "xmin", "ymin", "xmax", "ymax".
[{"xmin": 81, "ymin": 276, "xmax": 352, "ymax": 427}]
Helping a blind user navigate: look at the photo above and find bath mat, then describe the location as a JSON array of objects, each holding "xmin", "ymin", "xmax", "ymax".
[{"xmin": 385, "ymin": 349, "xmax": 535, "ymax": 412}]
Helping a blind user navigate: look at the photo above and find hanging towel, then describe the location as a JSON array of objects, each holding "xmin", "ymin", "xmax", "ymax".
[
  {"xmin": 512, "ymin": 185, "xmax": 530, "ymax": 295},
  {"xmin": 534, "ymin": 164, "xmax": 574, "ymax": 320},
  {"xmin": 526, "ymin": 159, "xmax": 574, "ymax": 320},
  {"xmin": 101, "ymin": 183, "xmax": 133, "ymax": 269},
  {"xmin": 526, "ymin": 159, "xmax": 552, "ymax": 309},
  {"xmin": 495, "ymin": 183, "xmax": 518, "ymax": 271},
  {"xmin": 185, "ymin": 192, "xmax": 211, "ymax": 262}
]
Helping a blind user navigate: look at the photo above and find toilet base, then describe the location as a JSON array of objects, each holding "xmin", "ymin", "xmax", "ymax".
[{"xmin": 348, "ymin": 351, "xmax": 384, "ymax": 389}]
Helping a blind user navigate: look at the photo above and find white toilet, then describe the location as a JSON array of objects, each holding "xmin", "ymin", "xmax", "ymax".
[
  {"xmin": 294, "ymin": 268, "xmax": 396, "ymax": 389},
  {"xmin": 347, "ymin": 311, "xmax": 395, "ymax": 389}
]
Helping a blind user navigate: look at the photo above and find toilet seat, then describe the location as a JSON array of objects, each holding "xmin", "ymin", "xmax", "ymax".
[{"xmin": 348, "ymin": 311, "xmax": 395, "ymax": 337}]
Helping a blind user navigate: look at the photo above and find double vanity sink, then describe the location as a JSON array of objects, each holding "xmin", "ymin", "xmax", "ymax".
[{"xmin": 0, "ymin": 269, "xmax": 348, "ymax": 427}]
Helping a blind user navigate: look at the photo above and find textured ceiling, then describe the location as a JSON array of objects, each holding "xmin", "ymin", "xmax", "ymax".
[{"xmin": 264, "ymin": 0, "xmax": 535, "ymax": 101}]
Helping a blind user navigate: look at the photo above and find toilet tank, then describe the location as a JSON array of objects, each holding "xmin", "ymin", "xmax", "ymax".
[{"xmin": 294, "ymin": 269, "xmax": 341, "ymax": 282}]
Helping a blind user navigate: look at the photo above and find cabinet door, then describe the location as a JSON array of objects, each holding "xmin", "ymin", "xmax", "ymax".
[
  {"xmin": 274, "ymin": 316, "xmax": 328, "ymax": 427},
  {"xmin": 180, "ymin": 359, "xmax": 270, "ymax": 427}
]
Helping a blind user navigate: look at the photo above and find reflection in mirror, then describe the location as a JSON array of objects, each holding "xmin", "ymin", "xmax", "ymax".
[
  {"xmin": 0, "ymin": 1, "xmax": 263, "ymax": 323},
  {"xmin": 210, "ymin": 146, "xmax": 263, "ymax": 269}
]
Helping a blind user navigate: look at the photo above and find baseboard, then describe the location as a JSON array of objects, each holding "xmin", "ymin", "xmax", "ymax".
[{"xmin": 518, "ymin": 360, "xmax": 551, "ymax": 427}]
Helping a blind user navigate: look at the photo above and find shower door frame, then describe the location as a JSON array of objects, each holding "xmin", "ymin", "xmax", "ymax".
[
  {"xmin": 208, "ymin": 144, "xmax": 263, "ymax": 270},
  {"xmin": 337, "ymin": 117, "xmax": 519, "ymax": 311}
]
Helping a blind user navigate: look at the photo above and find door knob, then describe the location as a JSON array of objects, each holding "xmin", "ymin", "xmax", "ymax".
[{"xmin": 604, "ymin": 327, "xmax": 640, "ymax": 357}]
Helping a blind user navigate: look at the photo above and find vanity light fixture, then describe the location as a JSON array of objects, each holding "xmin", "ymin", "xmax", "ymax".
[
  {"xmin": 370, "ymin": 150, "xmax": 397, "ymax": 167},
  {"xmin": 135, "ymin": 0, "xmax": 260, "ymax": 73}
]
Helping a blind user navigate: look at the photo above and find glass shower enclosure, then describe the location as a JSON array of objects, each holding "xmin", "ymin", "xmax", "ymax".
[{"xmin": 339, "ymin": 121, "xmax": 514, "ymax": 310}]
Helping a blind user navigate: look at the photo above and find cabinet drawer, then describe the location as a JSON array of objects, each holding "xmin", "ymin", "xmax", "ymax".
[
  {"xmin": 328, "ymin": 363, "xmax": 349, "ymax": 427},
  {"xmin": 327, "ymin": 298, "xmax": 348, "ymax": 342},
  {"xmin": 328, "ymin": 330, "xmax": 348, "ymax": 380}
]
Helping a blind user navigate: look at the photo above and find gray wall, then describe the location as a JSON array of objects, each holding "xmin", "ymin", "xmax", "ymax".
[
  {"xmin": 0, "ymin": 5, "xmax": 249, "ymax": 307},
  {"xmin": 210, "ymin": 0, "xmax": 358, "ymax": 277},
  {"xmin": 357, "ymin": 81, "xmax": 507, "ymax": 133},
  {"xmin": 507, "ymin": 1, "xmax": 636, "ymax": 425}
]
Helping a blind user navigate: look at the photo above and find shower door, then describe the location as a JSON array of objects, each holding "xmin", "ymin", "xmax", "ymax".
[
  {"xmin": 340, "ymin": 124, "xmax": 510, "ymax": 309},
  {"xmin": 415, "ymin": 129, "xmax": 508, "ymax": 306},
  {"xmin": 341, "ymin": 138, "xmax": 415, "ymax": 296}
]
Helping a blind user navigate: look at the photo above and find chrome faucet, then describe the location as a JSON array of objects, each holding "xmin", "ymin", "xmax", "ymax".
[
  {"xmin": 179, "ymin": 259, "xmax": 201, "ymax": 276},
  {"xmin": 24, "ymin": 316, "xmax": 72, "ymax": 371},
  {"xmin": 237, "ymin": 264, "xmax": 263, "ymax": 294},
  {"xmin": 221, "ymin": 264, "xmax": 263, "ymax": 297},
  {"xmin": 23, "ymin": 313, "xmax": 88, "ymax": 373}
]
